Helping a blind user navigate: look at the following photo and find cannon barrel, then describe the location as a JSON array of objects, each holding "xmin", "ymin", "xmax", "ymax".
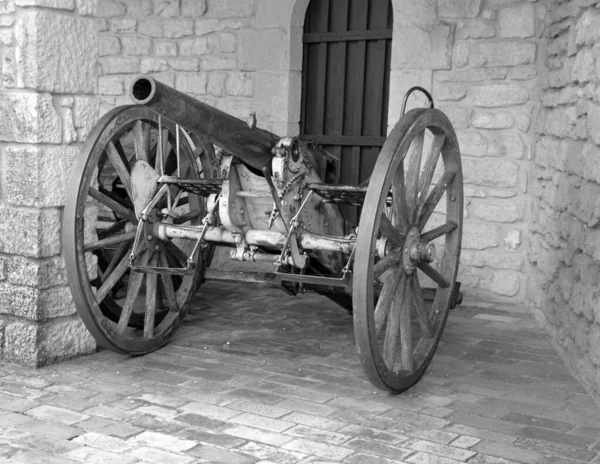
[{"xmin": 130, "ymin": 75, "xmax": 279, "ymax": 170}]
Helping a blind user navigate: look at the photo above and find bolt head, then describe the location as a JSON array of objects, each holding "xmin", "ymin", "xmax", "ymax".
[{"xmin": 147, "ymin": 234, "xmax": 153, "ymax": 240}]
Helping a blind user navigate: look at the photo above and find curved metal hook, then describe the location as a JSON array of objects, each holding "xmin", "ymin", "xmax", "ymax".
[{"xmin": 400, "ymin": 86, "xmax": 434, "ymax": 117}]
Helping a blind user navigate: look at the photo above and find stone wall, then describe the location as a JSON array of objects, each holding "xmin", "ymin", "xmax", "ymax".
[
  {"xmin": 0, "ymin": 0, "xmax": 98, "ymax": 366},
  {"xmin": 529, "ymin": 0, "xmax": 600, "ymax": 401},
  {"xmin": 96, "ymin": 0, "xmax": 541, "ymax": 307}
]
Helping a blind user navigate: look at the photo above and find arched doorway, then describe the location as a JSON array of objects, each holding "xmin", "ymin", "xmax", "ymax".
[{"xmin": 300, "ymin": 0, "xmax": 393, "ymax": 223}]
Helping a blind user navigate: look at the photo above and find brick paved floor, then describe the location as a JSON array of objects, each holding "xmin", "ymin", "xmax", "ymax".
[{"xmin": 0, "ymin": 282, "xmax": 599, "ymax": 464}]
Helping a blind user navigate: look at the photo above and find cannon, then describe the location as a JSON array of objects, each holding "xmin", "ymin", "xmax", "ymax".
[{"xmin": 63, "ymin": 76, "xmax": 463, "ymax": 393}]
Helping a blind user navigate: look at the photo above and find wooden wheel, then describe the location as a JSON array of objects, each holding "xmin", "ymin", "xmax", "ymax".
[
  {"xmin": 63, "ymin": 106, "xmax": 216, "ymax": 354},
  {"xmin": 353, "ymin": 108, "xmax": 463, "ymax": 392}
]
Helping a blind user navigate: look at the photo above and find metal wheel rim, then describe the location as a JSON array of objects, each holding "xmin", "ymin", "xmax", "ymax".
[{"xmin": 353, "ymin": 108, "xmax": 463, "ymax": 392}]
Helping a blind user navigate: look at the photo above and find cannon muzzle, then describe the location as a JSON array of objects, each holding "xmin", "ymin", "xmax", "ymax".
[{"xmin": 130, "ymin": 75, "xmax": 279, "ymax": 170}]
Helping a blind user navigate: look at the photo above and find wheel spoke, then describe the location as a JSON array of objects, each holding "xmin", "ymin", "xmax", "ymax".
[
  {"xmin": 417, "ymin": 133, "xmax": 445, "ymax": 205},
  {"xmin": 404, "ymin": 130, "xmax": 425, "ymax": 224},
  {"xmin": 159, "ymin": 252, "xmax": 179, "ymax": 313},
  {"xmin": 400, "ymin": 274, "xmax": 413, "ymax": 371},
  {"xmin": 85, "ymin": 231, "xmax": 136, "ymax": 252},
  {"xmin": 411, "ymin": 274, "xmax": 433, "ymax": 338},
  {"xmin": 383, "ymin": 273, "xmax": 405, "ymax": 369},
  {"xmin": 98, "ymin": 219, "xmax": 128, "ymax": 239},
  {"xmin": 417, "ymin": 169, "xmax": 457, "ymax": 230},
  {"xmin": 165, "ymin": 241, "xmax": 189, "ymax": 266},
  {"xmin": 375, "ymin": 269, "xmax": 401, "ymax": 335},
  {"xmin": 418, "ymin": 262, "xmax": 450, "ymax": 288},
  {"xmin": 391, "ymin": 161, "xmax": 408, "ymax": 233},
  {"xmin": 380, "ymin": 214, "xmax": 405, "ymax": 247},
  {"xmin": 373, "ymin": 251, "xmax": 402, "ymax": 280},
  {"xmin": 420, "ymin": 221, "xmax": 458, "ymax": 243},
  {"xmin": 96, "ymin": 251, "xmax": 131, "ymax": 304},
  {"xmin": 144, "ymin": 253, "xmax": 158, "ymax": 338},
  {"xmin": 117, "ymin": 251, "xmax": 149, "ymax": 333},
  {"xmin": 101, "ymin": 241, "xmax": 131, "ymax": 283},
  {"xmin": 157, "ymin": 128, "xmax": 172, "ymax": 174},
  {"xmin": 89, "ymin": 187, "xmax": 137, "ymax": 223},
  {"xmin": 133, "ymin": 121, "xmax": 151, "ymax": 163},
  {"xmin": 106, "ymin": 141, "xmax": 133, "ymax": 198}
]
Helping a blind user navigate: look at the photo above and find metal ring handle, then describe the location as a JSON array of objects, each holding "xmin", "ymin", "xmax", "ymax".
[{"xmin": 400, "ymin": 86, "xmax": 434, "ymax": 117}]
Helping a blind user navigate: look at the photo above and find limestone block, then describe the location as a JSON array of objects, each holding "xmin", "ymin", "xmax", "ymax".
[
  {"xmin": 127, "ymin": 0, "xmax": 152, "ymax": 16},
  {"xmin": 3, "ymin": 47, "xmax": 17, "ymax": 87},
  {"xmin": 181, "ymin": 0, "xmax": 206, "ymax": 17},
  {"xmin": 226, "ymin": 71, "xmax": 254, "ymax": 97},
  {"xmin": 0, "ymin": 206, "xmax": 60, "ymax": 257},
  {"xmin": 473, "ymin": 83, "xmax": 530, "ymax": 108},
  {"xmin": 139, "ymin": 19, "xmax": 163, "ymax": 37},
  {"xmin": 436, "ymin": 83, "xmax": 466, "ymax": 101},
  {"xmin": 0, "ymin": 0, "xmax": 15, "ymax": 14},
  {"xmin": 216, "ymin": 98, "xmax": 253, "ymax": 121},
  {"xmin": 471, "ymin": 110, "xmax": 514, "ymax": 129},
  {"xmin": 471, "ymin": 42, "xmax": 536, "ymax": 67},
  {"xmin": 483, "ymin": 251, "xmax": 524, "ymax": 271},
  {"xmin": 200, "ymin": 55, "xmax": 236, "ymax": 70},
  {"xmin": 393, "ymin": 0, "xmax": 436, "ymax": 27},
  {"xmin": 480, "ymin": 270, "xmax": 520, "ymax": 296},
  {"xmin": 179, "ymin": 37, "xmax": 209, "ymax": 56},
  {"xmin": 16, "ymin": 0, "xmax": 74, "ymax": 8},
  {"xmin": 587, "ymin": 103, "xmax": 600, "ymax": 145},
  {"xmin": 141, "ymin": 58, "xmax": 168, "ymax": 73},
  {"xmin": 454, "ymin": 42, "xmax": 470, "ymax": 68},
  {"xmin": 164, "ymin": 19, "xmax": 194, "ymax": 38},
  {"xmin": 195, "ymin": 18, "xmax": 225, "ymax": 36},
  {"xmin": 499, "ymin": 3, "xmax": 535, "ymax": 38},
  {"xmin": 0, "ymin": 28, "xmax": 14, "ymax": 45},
  {"xmin": 512, "ymin": 67, "xmax": 537, "ymax": 80},
  {"xmin": 99, "ymin": 56, "xmax": 140, "ymax": 74},
  {"xmin": 0, "ymin": 92, "xmax": 61, "ymax": 143},
  {"xmin": 175, "ymin": 72, "xmax": 207, "ymax": 95},
  {"xmin": 121, "ymin": 36, "xmax": 151, "ymax": 56},
  {"xmin": 463, "ymin": 223, "xmax": 500, "ymax": 249},
  {"xmin": 39, "ymin": 286, "xmax": 77, "ymax": 319},
  {"xmin": 254, "ymin": 71, "xmax": 299, "ymax": 123},
  {"xmin": 394, "ymin": 25, "xmax": 452, "ymax": 70},
  {"xmin": 155, "ymin": 40, "xmax": 176, "ymax": 57},
  {"xmin": 97, "ymin": 0, "xmax": 123, "ymax": 17},
  {"xmin": 515, "ymin": 113, "xmax": 531, "ymax": 133},
  {"xmin": 457, "ymin": 131, "xmax": 487, "ymax": 157},
  {"xmin": 435, "ymin": 105, "xmax": 471, "ymax": 129},
  {"xmin": 256, "ymin": 0, "xmax": 293, "ymax": 27},
  {"xmin": 488, "ymin": 132, "xmax": 525, "ymax": 159},
  {"xmin": 582, "ymin": 142, "xmax": 600, "ymax": 184},
  {"xmin": 6, "ymin": 255, "xmax": 67, "ymax": 289},
  {"xmin": 463, "ymin": 158, "xmax": 518, "ymax": 187},
  {"xmin": 575, "ymin": 9, "xmax": 600, "ymax": 46},
  {"xmin": 436, "ymin": 67, "xmax": 507, "ymax": 82},
  {"xmin": 470, "ymin": 199, "xmax": 523, "ymax": 223},
  {"xmin": 39, "ymin": 317, "xmax": 96, "ymax": 365},
  {"xmin": 504, "ymin": 229, "xmax": 521, "ymax": 249},
  {"xmin": 15, "ymin": 11, "xmax": 97, "ymax": 93},
  {"xmin": 438, "ymin": 0, "xmax": 481, "ymax": 18},
  {"xmin": 206, "ymin": 0, "xmax": 255, "ymax": 18},
  {"xmin": 207, "ymin": 72, "xmax": 226, "ymax": 96},
  {"xmin": 73, "ymin": 96, "xmax": 100, "ymax": 141},
  {"xmin": 77, "ymin": 0, "xmax": 96, "ymax": 15},
  {"xmin": 208, "ymin": 32, "xmax": 237, "ymax": 53},
  {"xmin": 456, "ymin": 20, "xmax": 495, "ymax": 39},
  {"xmin": 169, "ymin": 59, "xmax": 199, "ymax": 71},
  {"xmin": 0, "ymin": 16, "xmax": 14, "ymax": 27},
  {"xmin": 99, "ymin": 35, "xmax": 120, "ymax": 56},
  {"xmin": 112, "ymin": 18, "xmax": 137, "ymax": 33},
  {"xmin": 153, "ymin": 0, "xmax": 179, "ymax": 17},
  {"xmin": 4, "ymin": 145, "xmax": 79, "ymax": 207},
  {"xmin": 572, "ymin": 48, "xmax": 595, "ymax": 83},
  {"xmin": 238, "ymin": 28, "xmax": 289, "ymax": 71},
  {"xmin": 4, "ymin": 321, "xmax": 37, "ymax": 366}
]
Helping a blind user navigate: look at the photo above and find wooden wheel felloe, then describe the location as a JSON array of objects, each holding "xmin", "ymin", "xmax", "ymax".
[
  {"xmin": 63, "ymin": 106, "xmax": 216, "ymax": 354},
  {"xmin": 353, "ymin": 108, "xmax": 463, "ymax": 393}
]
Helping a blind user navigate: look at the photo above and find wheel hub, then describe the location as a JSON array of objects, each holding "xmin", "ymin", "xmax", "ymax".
[{"xmin": 402, "ymin": 226, "xmax": 436, "ymax": 274}]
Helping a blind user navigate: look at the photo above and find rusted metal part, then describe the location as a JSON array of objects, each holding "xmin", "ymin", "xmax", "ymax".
[{"xmin": 130, "ymin": 76, "xmax": 279, "ymax": 170}]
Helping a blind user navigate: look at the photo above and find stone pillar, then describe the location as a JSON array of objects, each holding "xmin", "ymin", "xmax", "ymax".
[{"xmin": 0, "ymin": 0, "xmax": 99, "ymax": 366}]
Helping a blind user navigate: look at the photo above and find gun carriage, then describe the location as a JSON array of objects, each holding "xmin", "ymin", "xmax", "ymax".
[{"xmin": 63, "ymin": 76, "xmax": 463, "ymax": 393}]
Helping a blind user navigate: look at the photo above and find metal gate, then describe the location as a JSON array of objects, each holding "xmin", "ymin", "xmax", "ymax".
[{"xmin": 300, "ymin": 0, "xmax": 393, "ymax": 224}]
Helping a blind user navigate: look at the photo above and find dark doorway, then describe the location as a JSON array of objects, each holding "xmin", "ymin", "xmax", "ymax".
[{"xmin": 300, "ymin": 0, "xmax": 393, "ymax": 224}]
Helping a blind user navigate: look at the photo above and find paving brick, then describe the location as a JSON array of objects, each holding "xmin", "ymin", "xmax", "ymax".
[
  {"xmin": 514, "ymin": 437, "xmax": 597, "ymax": 462},
  {"xmin": 339, "ymin": 424, "xmax": 408, "ymax": 445},
  {"xmin": 237, "ymin": 441, "xmax": 306, "ymax": 463},
  {"xmin": 135, "ymin": 393, "xmax": 190, "ymax": 408},
  {"xmin": 127, "ymin": 446, "xmax": 195, "ymax": 464},
  {"xmin": 178, "ymin": 401, "xmax": 241, "ymax": 420},
  {"xmin": 230, "ymin": 412, "xmax": 295, "ymax": 432},
  {"xmin": 72, "ymin": 432, "xmax": 134, "ymax": 452},
  {"xmin": 500, "ymin": 412, "xmax": 575, "ymax": 433},
  {"xmin": 517, "ymin": 426, "xmax": 596, "ymax": 448},
  {"xmin": 283, "ymin": 437, "xmax": 353, "ymax": 460},
  {"xmin": 284, "ymin": 424, "xmax": 352, "ymax": 446},
  {"xmin": 18, "ymin": 418, "xmax": 82, "ymax": 439},
  {"xmin": 62, "ymin": 446, "xmax": 139, "ymax": 464},
  {"xmin": 174, "ymin": 427, "xmax": 246, "ymax": 449},
  {"xmin": 224, "ymin": 424, "xmax": 294, "ymax": 447},
  {"xmin": 345, "ymin": 438, "xmax": 414, "ymax": 461},
  {"xmin": 406, "ymin": 452, "xmax": 464, "ymax": 464},
  {"xmin": 474, "ymin": 440, "xmax": 545, "ymax": 464},
  {"xmin": 25, "ymin": 405, "xmax": 89, "ymax": 425},
  {"xmin": 404, "ymin": 438, "xmax": 476, "ymax": 461},
  {"xmin": 450, "ymin": 436, "xmax": 481, "ymax": 448},
  {"xmin": 277, "ymin": 398, "xmax": 338, "ymax": 417},
  {"xmin": 443, "ymin": 424, "xmax": 518, "ymax": 444},
  {"xmin": 174, "ymin": 412, "xmax": 227, "ymax": 431},
  {"xmin": 227, "ymin": 399, "xmax": 291, "ymax": 418},
  {"xmin": 345, "ymin": 453, "xmax": 410, "ymax": 464},
  {"xmin": 187, "ymin": 444, "xmax": 256, "ymax": 464},
  {"xmin": 226, "ymin": 388, "xmax": 286, "ymax": 405},
  {"xmin": 132, "ymin": 430, "xmax": 198, "ymax": 452},
  {"xmin": 280, "ymin": 411, "xmax": 348, "ymax": 432}
]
